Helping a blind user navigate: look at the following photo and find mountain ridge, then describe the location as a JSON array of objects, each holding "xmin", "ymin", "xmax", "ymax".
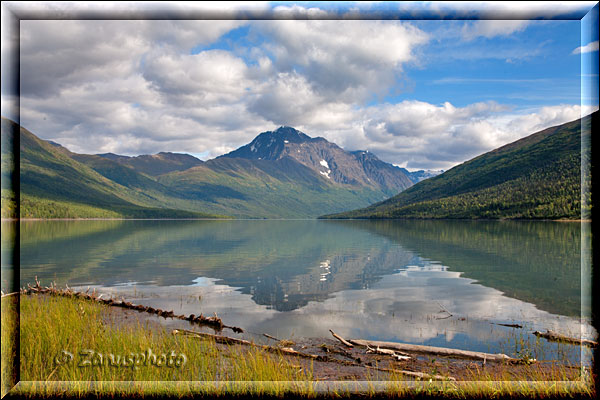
[
  {"xmin": 2, "ymin": 120, "xmax": 416, "ymax": 218},
  {"xmin": 96, "ymin": 151, "xmax": 204, "ymax": 176}
]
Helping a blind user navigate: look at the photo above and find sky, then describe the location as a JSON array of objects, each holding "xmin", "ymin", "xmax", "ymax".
[{"xmin": 2, "ymin": 1, "xmax": 599, "ymax": 170}]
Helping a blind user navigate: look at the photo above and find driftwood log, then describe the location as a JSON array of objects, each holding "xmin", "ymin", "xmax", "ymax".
[
  {"xmin": 21, "ymin": 278, "xmax": 243, "ymax": 333},
  {"xmin": 349, "ymin": 339, "xmax": 518, "ymax": 363},
  {"xmin": 533, "ymin": 330, "xmax": 598, "ymax": 347}
]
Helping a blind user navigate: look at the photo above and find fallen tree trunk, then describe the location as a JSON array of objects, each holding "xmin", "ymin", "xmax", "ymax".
[
  {"xmin": 21, "ymin": 278, "xmax": 243, "ymax": 333},
  {"xmin": 533, "ymin": 330, "xmax": 598, "ymax": 347},
  {"xmin": 496, "ymin": 323, "xmax": 523, "ymax": 329},
  {"xmin": 349, "ymin": 339, "xmax": 518, "ymax": 363}
]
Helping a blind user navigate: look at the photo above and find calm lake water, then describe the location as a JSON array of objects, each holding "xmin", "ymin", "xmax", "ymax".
[{"xmin": 3, "ymin": 219, "xmax": 595, "ymax": 363}]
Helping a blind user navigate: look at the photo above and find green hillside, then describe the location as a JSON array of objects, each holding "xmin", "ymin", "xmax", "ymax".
[
  {"xmin": 1, "ymin": 118, "xmax": 223, "ymax": 219},
  {"xmin": 96, "ymin": 152, "xmax": 204, "ymax": 176},
  {"xmin": 322, "ymin": 112, "xmax": 594, "ymax": 220},
  {"xmin": 157, "ymin": 157, "xmax": 391, "ymax": 218}
]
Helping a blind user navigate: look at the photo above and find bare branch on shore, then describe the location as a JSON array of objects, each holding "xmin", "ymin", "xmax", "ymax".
[
  {"xmin": 364, "ymin": 365, "xmax": 455, "ymax": 381},
  {"xmin": 262, "ymin": 333, "xmax": 281, "ymax": 342},
  {"xmin": 366, "ymin": 345, "xmax": 411, "ymax": 361},
  {"xmin": 319, "ymin": 344, "xmax": 359, "ymax": 362},
  {"xmin": 329, "ymin": 329, "xmax": 353, "ymax": 348},
  {"xmin": 533, "ymin": 330, "xmax": 598, "ymax": 347}
]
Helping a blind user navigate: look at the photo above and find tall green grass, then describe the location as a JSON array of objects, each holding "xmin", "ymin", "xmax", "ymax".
[
  {"xmin": 1, "ymin": 295, "xmax": 18, "ymax": 397},
  {"xmin": 14, "ymin": 294, "xmax": 313, "ymax": 397}
]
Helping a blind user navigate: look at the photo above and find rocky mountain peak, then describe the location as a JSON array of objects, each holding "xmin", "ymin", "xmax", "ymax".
[
  {"xmin": 219, "ymin": 126, "xmax": 413, "ymax": 195},
  {"xmin": 272, "ymin": 126, "xmax": 311, "ymax": 142},
  {"xmin": 219, "ymin": 126, "xmax": 312, "ymax": 161}
]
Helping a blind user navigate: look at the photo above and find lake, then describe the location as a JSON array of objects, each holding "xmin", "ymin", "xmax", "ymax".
[{"xmin": 3, "ymin": 219, "xmax": 595, "ymax": 364}]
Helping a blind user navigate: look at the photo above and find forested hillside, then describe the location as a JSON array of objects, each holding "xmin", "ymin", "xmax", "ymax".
[{"xmin": 322, "ymin": 112, "xmax": 594, "ymax": 220}]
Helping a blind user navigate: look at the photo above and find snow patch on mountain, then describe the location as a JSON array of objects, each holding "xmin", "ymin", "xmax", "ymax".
[{"xmin": 319, "ymin": 170, "xmax": 331, "ymax": 179}]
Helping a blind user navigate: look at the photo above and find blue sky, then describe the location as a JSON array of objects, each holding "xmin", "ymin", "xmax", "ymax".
[
  {"xmin": 4, "ymin": 1, "xmax": 598, "ymax": 170},
  {"xmin": 400, "ymin": 20, "xmax": 583, "ymax": 108}
]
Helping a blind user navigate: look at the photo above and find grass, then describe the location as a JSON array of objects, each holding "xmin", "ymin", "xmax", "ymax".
[
  {"xmin": 11, "ymin": 294, "xmax": 313, "ymax": 397},
  {"xmin": 2, "ymin": 294, "xmax": 596, "ymax": 398},
  {"xmin": 1, "ymin": 295, "xmax": 18, "ymax": 398}
]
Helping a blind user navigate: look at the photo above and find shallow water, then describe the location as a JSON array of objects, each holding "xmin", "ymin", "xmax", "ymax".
[{"xmin": 5, "ymin": 219, "xmax": 594, "ymax": 363}]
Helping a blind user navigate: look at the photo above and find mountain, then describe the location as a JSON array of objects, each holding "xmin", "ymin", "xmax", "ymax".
[
  {"xmin": 155, "ymin": 129, "xmax": 414, "ymax": 218},
  {"xmin": 321, "ymin": 112, "xmax": 594, "ymax": 220},
  {"xmin": 1, "ymin": 117, "xmax": 223, "ymax": 219},
  {"xmin": 96, "ymin": 151, "xmax": 203, "ymax": 176},
  {"xmin": 406, "ymin": 169, "xmax": 444, "ymax": 184},
  {"xmin": 151, "ymin": 126, "xmax": 414, "ymax": 218},
  {"xmin": 219, "ymin": 126, "xmax": 413, "ymax": 193}
]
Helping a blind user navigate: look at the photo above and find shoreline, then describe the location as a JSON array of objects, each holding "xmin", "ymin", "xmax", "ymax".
[
  {"xmin": 4, "ymin": 292, "xmax": 595, "ymax": 398},
  {"xmin": 16, "ymin": 292, "xmax": 595, "ymax": 377}
]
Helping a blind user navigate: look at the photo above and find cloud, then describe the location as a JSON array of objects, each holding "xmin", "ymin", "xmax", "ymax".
[
  {"xmin": 18, "ymin": 18, "xmax": 432, "ymax": 159},
  {"xmin": 19, "ymin": 19, "xmax": 245, "ymax": 97},
  {"xmin": 572, "ymin": 40, "xmax": 599, "ymax": 54},
  {"xmin": 461, "ymin": 20, "xmax": 530, "ymax": 40},
  {"xmin": 324, "ymin": 102, "xmax": 583, "ymax": 170},
  {"xmin": 254, "ymin": 20, "xmax": 429, "ymax": 101},
  {"xmin": 14, "ymin": 18, "xmax": 584, "ymax": 170},
  {"xmin": 504, "ymin": 104, "xmax": 583, "ymax": 133}
]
